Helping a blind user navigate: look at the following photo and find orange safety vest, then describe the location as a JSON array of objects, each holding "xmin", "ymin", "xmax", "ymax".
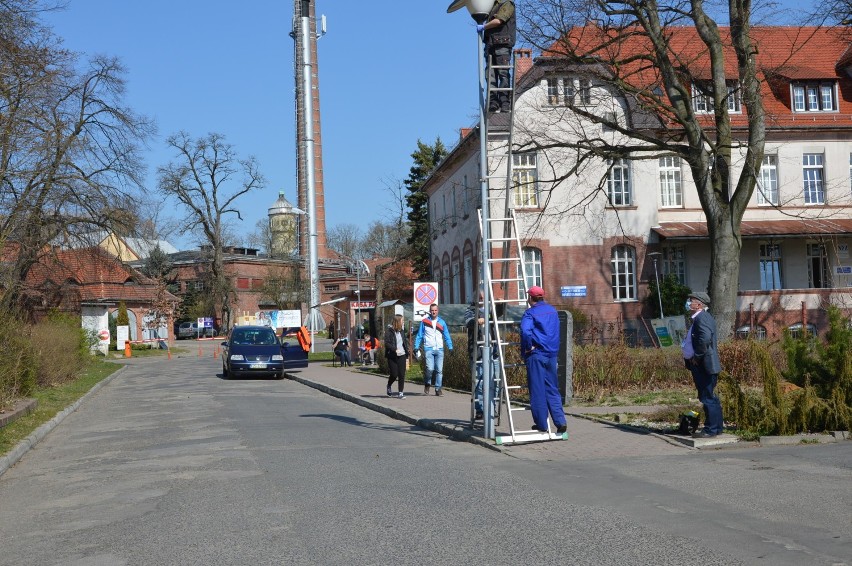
[{"xmin": 296, "ymin": 326, "xmax": 311, "ymax": 352}]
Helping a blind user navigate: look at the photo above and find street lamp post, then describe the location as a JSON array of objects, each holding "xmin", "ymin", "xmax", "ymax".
[
  {"xmin": 648, "ymin": 252, "xmax": 664, "ymax": 318},
  {"xmin": 448, "ymin": 0, "xmax": 495, "ymax": 439}
]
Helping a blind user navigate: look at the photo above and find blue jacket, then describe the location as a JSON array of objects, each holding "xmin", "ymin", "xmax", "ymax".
[
  {"xmin": 520, "ymin": 300, "xmax": 559, "ymax": 359},
  {"xmin": 414, "ymin": 315, "xmax": 453, "ymax": 351}
]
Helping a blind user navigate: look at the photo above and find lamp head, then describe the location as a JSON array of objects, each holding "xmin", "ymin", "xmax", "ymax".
[{"xmin": 447, "ymin": 0, "xmax": 493, "ymax": 23}]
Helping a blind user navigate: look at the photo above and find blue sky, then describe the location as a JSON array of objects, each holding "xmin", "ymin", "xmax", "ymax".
[
  {"xmin": 43, "ymin": 1, "xmax": 811, "ymax": 252},
  {"xmin": 44, "ymin": 1, "xmax": 483, "ymax": 251}
]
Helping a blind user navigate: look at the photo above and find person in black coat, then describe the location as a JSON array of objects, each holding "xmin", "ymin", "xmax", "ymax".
[
  {"xmin": 384, "ymin": 314, "xmax": 410, "ymax": 399},
  {"xmin": 681, "ymin": 291, "xmax": 723, "ymax": 438}
]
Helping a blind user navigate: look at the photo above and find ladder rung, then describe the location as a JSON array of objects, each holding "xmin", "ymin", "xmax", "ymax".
[
  {"xmin": 510, "ymin": 406, "xmax": 529, "ymax": 411},
  {"xmin": 507, "ymin": 385, "xmax": 521, "ymax": 390}
]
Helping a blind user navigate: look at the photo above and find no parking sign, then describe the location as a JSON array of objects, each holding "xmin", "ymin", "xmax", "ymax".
[{"xmin": 413, "ymin": 282, "xmax": 439, "ymax": 321}]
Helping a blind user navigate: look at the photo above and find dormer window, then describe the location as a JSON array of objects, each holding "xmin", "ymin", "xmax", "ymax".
[
  {"xmin": 792, "ymin": 81, "xmax": 837, "ymax": 112},
  {"xmin": 691, "ymin": 81, "xmax": 741, "ymax": 113},
  {"xmin": 546, "ymin": 76, "xmax": 592, "ymax": 106}
]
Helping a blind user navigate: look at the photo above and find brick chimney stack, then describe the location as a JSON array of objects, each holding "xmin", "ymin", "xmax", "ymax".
[{"xmin": 293, "ymin": 0, "xmax": 329, "ymax": 259}]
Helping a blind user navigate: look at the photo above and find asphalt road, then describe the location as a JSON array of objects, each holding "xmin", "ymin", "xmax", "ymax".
[{"xmin": 0, "ymin": 352, "xmax": 849, "ymax": 565}]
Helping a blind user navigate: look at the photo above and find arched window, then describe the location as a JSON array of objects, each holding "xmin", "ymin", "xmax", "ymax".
[
  {"xmin": 787, "ymin": 323, "xmax": 817, "ymax": 339},
  {"xmin": 735, "ymin": 325, "xmax": 767, "ymax": 341},
  {"xmin": 611, "ymin": 245, "xmax": 637, "ymax": 301}
]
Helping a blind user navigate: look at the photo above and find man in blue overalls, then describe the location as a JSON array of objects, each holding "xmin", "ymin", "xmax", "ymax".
[{"xmin": 520, "ymin": 286, "xmax": 567, "ymax": 434}]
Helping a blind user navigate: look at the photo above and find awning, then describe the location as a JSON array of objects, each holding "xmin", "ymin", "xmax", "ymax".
[{"xmin": 652, "ymin": 218, "xmax": 852, "ymax": 240}]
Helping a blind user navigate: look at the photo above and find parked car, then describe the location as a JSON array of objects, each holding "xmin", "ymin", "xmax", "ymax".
[
  {"xmin": 177, "ymin": 321, "xmax": 216, "ymax": 339},
  {"xmin": 221, "ymin": 325, "xmax": 308, "ymax": 379}
]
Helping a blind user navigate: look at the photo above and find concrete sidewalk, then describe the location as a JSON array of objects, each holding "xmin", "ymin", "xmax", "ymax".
[{"xmin": 286, "ymin": 362, "xmax": 695, "ymax": 459}]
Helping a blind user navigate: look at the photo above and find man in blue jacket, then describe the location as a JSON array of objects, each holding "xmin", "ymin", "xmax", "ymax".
[
  {"xmin": 520, "ymin": 286, "xmax": 567, "ymax": 434},
  {"xmin": 414, "ymin": 303, "xmax": 454, "ymax": 396},
  {"xmin": 681, "ymin": 291, "xmax": 723, "ymax": 438}
]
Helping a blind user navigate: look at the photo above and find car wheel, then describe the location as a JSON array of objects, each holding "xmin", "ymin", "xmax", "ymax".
[{"xmin": 222, "ymin": 363, "xmax": 230, "ymax": 379}]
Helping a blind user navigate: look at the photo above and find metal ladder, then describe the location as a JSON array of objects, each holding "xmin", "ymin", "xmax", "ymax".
[{"xmin": 476, "ymin": 52, "xmax": 567, "ymax": 445}]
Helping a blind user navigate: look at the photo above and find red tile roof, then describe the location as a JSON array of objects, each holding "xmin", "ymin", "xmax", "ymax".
[
  {"xmin": 546, "ymin": 26, "xmax": 852, "ymax": 130},
  {"xmin": 23, "ymin": 246, "xmax": 177, "ymax": 305}
]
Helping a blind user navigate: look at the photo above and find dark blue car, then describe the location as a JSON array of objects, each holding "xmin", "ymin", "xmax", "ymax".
[{"xmin": 221, "ymin": 325, "xmax": 308, "ymax": 379}]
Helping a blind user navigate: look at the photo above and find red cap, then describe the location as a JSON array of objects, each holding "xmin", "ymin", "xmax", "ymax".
[{"xmin": 527, "ymin": 286, "xmax": 544, "ymax": 298}]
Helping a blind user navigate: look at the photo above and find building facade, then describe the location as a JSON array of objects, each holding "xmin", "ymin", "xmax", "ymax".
[{"xmin": 425, "ymin": 27, "xmax": 852, "ymax": 340}]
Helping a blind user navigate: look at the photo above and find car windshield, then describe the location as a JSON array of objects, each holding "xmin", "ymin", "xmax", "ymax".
[{"xmin": 231, "ymin": 329, "xmax": 278, "ymax": 346}]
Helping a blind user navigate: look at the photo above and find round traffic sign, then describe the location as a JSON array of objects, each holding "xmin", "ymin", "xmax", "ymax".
[
  {"xmin": 98, "ymin": 330, "xmax": 109, "ymax": 342},
  {"xmin": 415, "ymin": 283, "xmax": 437, "ymax": 306}
]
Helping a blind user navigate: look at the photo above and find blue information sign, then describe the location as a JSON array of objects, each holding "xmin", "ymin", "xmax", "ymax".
[{"xmin": 561, "ymin": 285, "xmax": 587, "ymax": 298}]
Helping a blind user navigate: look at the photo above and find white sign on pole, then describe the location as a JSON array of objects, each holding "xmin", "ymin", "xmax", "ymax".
[
  {"xmin": 279, "ymin": 310, "xmax": 303, "ymax": 328},
  {"xmin": 116, "ymin": 326, "xmax": 129, "ymax": 351},
  {"xmin": 413, "ymin": 282, "xmax": 439, "ymax": 321}
]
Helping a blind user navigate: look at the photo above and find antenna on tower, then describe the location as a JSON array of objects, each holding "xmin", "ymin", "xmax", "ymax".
[{"xmin": 318, "ymin": 14, "xmax": 327, "ymax": 38}]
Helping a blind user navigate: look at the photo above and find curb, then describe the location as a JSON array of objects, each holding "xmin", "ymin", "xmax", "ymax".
[
  {"xmin": 287, "ymin": 373, "xmax": 505, "ymax": 453},
  {"xmin": 0, "ymin": 366, "xmax": 126, "ymax": 479}
]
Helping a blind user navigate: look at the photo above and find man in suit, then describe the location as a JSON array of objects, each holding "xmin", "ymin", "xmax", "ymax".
[{"xmin": 681, "ymin": 291, "xmax": 723, "ymax": 438}]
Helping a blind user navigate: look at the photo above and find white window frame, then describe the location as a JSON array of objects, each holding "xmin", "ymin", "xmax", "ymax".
[
  {"xmin": 803, "ymin": 153, "xmax": 825, "ymax": 205},
  {"xmin": 523, "ymin": 247, "xmax": 542, "ymax": 287},
  {"xmin": 759, "ymin": 243, "xmax": 783, "ymax": 291},
  {"xmin": 757, "ymin": 155, "xmax": 779, "ymax": 206},
  {"xmin": 659, "ymin": 156, "xmax": 682, "ymax": 208},
  {"xmin": 691, "ymin": 81, "xmax": 741, "ymax": 114},
  {"xmin": 513, "ymin": 152, "xmax": 538, "ymax": 208},
  {"xmin": 607, "ymin": 158, "xmax": 631, "ymax": 206},
  {"xmin": 807, "ymin": 242, "xmax": 830, "ymax": 289},
  {"xmin": 792, "ymin": 81, "xmax": 837, "ymax": 112},
  {"xmin": 451, "ymin": 187, "xmax": 457, "ymax": 226},
  {"xmin": 544, "ymin": 76, "xmax": 592, "ymax": 106},
  {"xmin": 662, "ymin": 245, "xmax": 686, "ymax": 284},
  {"xmin": 611, "ymin": 245, "xmax": 637, "ymax": 301}
]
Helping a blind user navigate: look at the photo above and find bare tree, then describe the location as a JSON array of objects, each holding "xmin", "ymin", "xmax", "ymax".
[
  {"xmin": 0, "ymin": 2, "xmax": 153, "ymax": 312},
  {"xmin": 258, "ymin": 263, "xmax": 306, "ymax": 310},
  {"xmin": 327, "ymin": 223, "xmax": 364, "ymax": 259},
  {"xmin": 157, "ymin": 132, "xmax": 264, "ymax": 329},
  {"xmin": 516, "ymin": 0, "xmax": 830, "ymax": 338}
]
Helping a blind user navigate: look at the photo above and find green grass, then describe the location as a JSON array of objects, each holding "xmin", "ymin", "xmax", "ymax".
[{"xmin": 0, "ymin": 360, "xmax": 120, "ymax": 456}]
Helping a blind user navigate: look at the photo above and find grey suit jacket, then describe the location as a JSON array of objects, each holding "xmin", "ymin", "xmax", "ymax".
[{"xmin": 691, "ymin": 310, "xmax": 722, "ymax": 375}]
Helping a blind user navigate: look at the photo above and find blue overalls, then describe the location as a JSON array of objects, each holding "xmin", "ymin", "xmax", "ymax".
[{"xmin": 520, "ymin": 301, "xmax": 566, "ymax": 430}]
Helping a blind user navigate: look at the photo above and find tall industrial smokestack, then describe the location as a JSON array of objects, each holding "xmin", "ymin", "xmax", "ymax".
[{"xmin": 293, "ymin": 0, "xmax": 328, "ymax": 259}]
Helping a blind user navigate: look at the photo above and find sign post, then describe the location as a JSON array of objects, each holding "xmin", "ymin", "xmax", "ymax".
[{"xmin": 413, "ymin": 282, "xmax": 439, "ymax": 321}]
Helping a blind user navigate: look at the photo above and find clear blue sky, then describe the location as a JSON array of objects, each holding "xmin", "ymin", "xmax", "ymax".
[
  {"xmin": 43, "ymin": 0, "xmax": 811, "ymax": 252},
  {"xmin": 43, "ymin": 1, "xmax": 483, "ymax": 251}
]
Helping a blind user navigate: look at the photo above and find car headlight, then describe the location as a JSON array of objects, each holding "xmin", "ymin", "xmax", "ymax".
[
  {"xmin": 272, "ymin": 354, "xmax": 283, "ymax": 361},
  {"xmin": 229, "ymin": 354, "xmax": 245, "ymax": 361}
]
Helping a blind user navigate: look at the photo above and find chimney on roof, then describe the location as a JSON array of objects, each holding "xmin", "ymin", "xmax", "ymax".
[{"xmin": 514, "ymin": 48, "xmax": 533, "ymax": 80}]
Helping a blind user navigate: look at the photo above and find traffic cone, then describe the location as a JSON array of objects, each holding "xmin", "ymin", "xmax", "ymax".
[{"xmin": 124, "ymin": 342, "xmax": 132, "ymax": 358}]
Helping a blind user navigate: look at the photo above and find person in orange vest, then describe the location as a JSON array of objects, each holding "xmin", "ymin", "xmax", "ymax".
[{"xmin": 363, "ymin": 333, "xmax": 380, "ymax": 365}]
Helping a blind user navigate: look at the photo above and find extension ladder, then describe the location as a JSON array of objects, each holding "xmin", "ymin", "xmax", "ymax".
[{"xmin": 475, "ymin": 52, "xmax": 567, "ymax": 445}]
